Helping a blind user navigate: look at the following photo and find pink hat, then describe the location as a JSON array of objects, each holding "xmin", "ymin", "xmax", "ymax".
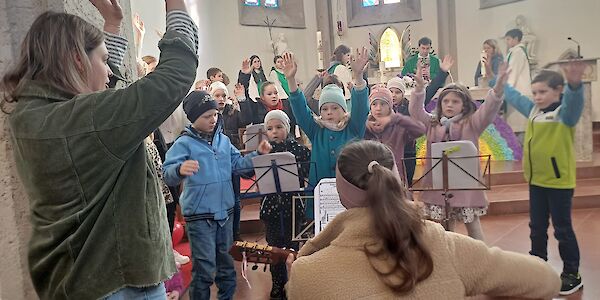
[
  {"xmin": 335, "ymin": 160, "xmax": 403, "ymax": 209},
  {"xmin": 368, "ymin": 86, "xmax": 393, "ymax": 108}
]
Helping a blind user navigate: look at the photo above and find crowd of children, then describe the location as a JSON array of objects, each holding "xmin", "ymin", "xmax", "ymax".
[
  {"xmin": 149, "ymin": 35, "xmax": 585, "ymax": 298},
  {"xmin": 4, "ymin": 1, "xmax": 587, "ymax": 298}
]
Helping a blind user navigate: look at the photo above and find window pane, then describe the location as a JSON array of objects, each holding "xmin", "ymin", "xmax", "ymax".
[
  {"xmin": 362, "ymin": 0, "xmax": 379, "ymax": 7},
  {"xmin": 265, "ymin": 0, "xmax": 278, "ymax": 8},
  {"xmin": 244, "ymin": 0, "xmax": 260, "ymax": 6},
  {"xmin": 380, "ymin": 27, "xmax": 401, "ymax": 68},
  {"xmin": 383, "ymin": 0, "xmax": 402, "ymax": 3}
]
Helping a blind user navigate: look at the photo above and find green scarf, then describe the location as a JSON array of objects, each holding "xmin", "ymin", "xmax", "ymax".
[{"xmin": 273, "ymin": 68, "xmax": 291, "ymax": 95}]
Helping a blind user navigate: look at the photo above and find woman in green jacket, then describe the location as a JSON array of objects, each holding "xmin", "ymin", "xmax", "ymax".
[{"xmin": 1, "ymin": 0, "xmax": 198, "ymax": 299}]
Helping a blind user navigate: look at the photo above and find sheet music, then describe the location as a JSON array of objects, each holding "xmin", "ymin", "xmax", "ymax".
[
  {"xmin": 313, "ymin": 178, "xmax": 346, "ymax": 235},
  {"xmin": 251, "ymin": 152, "xmax": 302, "ymax": 194},
  {"xmin": 242, "ymin": 123, "xmax": 268, "ymax": 151}
]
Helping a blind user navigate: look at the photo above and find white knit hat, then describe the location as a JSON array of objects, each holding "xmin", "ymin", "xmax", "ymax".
[
  {"xmin": 209, "ymin": 81, "xmax": 229, "ymax": 97},
  {"xmin": 387, "ymin": 76, "xmax": 406, "ymax": 93},
  {"xmin": 264, "ymin": 110, "xmax": 291, "ymax": 133}
]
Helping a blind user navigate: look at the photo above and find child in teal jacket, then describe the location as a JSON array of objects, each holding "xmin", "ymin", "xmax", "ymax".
[
  {"xmin": 282, "ymin": 51, "xmax": 370, "ymax": 186},
  {"xmin": 281, "ymin": 50, "xmax": 370, "ymax": 218}
]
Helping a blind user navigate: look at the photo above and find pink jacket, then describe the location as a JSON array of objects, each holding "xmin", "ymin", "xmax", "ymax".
[
  {"xmin": 408, "ymin": 89, "xmax": 503, "ymax": 207},
  {"xmin": 364, "ymin": 113, "xmax": 426, "ymax": 182}
]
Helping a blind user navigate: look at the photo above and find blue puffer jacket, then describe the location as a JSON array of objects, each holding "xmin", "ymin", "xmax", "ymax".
[{"xmin": 163, "ymin": 124, "xmax": 258, "ymax": 220}]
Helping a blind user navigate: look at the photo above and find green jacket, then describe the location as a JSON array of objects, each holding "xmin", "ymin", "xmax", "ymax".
[
  {"xmin": 401, "ymin": 54, "xmax": 440, "ymax": 80},
  {"xmin": 9, "ymin": 30, "xmax": 197, "ymax": 300}
]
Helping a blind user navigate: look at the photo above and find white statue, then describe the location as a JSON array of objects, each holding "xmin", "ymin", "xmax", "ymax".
[
  {"xmin": 515, "ymin": 15, "xmax": 537, "ymax": 63},
  {"xmin": 272, "ymin": 33, "xmax": 289, "ymax": 56}
]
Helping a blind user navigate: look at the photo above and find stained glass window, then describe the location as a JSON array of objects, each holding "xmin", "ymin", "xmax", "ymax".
[
  {"xmin": 244, "ymin": 0, "xmax": 260, "ymax": 6},
  {"xmin": 265, "ymin": 0, "xmax": 278, "ymax": 8},
  {"xmin": 362, "ymin": 0, "xmax": 379, "ymax": 7},
  {"xmin": 380, "ymin": 27, "xmax": 401, "ymax": 68}
]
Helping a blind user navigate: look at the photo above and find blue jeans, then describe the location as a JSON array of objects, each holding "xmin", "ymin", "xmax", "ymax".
[
  {"xmin": 529, "ymin": 185, "xmax": 580, "ymax": 274},
  {"xmin": 187, "ymin": 217, "xmax": 236, "ymax": 300},
  {"xmin": 104, "ymin": 283, "xmax": 165, "ymax": 300}
]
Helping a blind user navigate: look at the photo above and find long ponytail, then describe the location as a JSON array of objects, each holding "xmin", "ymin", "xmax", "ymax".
[{"xmin": 337, "ymin": 140, "xmax": 434, "ymax": 294}]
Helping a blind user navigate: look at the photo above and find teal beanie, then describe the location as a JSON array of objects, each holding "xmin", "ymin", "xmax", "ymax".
[{"xmin": 318, "ymin": 84, "xmax": 348, "ymax": 112}]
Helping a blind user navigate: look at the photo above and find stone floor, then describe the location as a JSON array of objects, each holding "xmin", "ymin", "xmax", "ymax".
[{"xmin": 180, "ymin": 208, "xmax": 599, "ymax": 300}]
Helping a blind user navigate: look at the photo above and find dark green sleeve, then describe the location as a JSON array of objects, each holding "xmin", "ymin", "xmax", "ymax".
[{"xmin": 90, "ymin": 30, "xmax": 198, "ymax": 160}]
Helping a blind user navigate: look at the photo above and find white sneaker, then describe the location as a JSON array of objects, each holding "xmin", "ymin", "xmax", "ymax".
[{"xmin": 173, "ymin": 250, "xmax": 190, "ymax": 265}]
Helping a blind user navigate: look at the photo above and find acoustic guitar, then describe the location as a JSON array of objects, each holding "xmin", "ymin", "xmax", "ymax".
[{"xmin": 229, "ymin": 241, "xmax": 296, "ymax": 266}]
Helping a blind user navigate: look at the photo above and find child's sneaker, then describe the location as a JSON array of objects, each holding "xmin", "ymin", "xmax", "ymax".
[
  {"xmin": 559, "ymin": 272, "xmax": 583, "ymax": 295},
  {"xmin": 173, "ymin": 250, "xmax": 190, "ymax": 265}
]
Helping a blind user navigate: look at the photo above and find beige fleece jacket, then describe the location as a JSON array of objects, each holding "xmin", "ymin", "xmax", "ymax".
[{"xmin": 286, "ymin": 208, "xmax": 560, "ymax": 299}]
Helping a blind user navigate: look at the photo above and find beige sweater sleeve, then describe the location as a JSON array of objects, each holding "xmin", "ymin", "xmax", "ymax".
[{"xmin": 446, "ymin": 231, "xmax": 560, "ymax": 299}]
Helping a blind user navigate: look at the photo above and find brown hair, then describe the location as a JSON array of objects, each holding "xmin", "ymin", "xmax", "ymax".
[
  {"xmin": 322, "ymin": 74, "xmax": 345, "ymax": 96},
  {"xmin": 337, "ymin": 140, "xmax": 434, "ymax": 295},
  {"xmin": 1, "ymin": 11, "xmax": 104, "ymax": 105},
  {"xmin": 206, "ymin": 67, "xmax": 222, "ymax": 79},
  {"xmin": 434, "ymin": 83, "xmax": 477, "ymax": 122},
  {"xmin": 141, "ymin": 55, "xmax": 157, "ymax": 66},
  {"xmin": 532, "ymin": 69, "xmax": 564, "ymax": 90},
  {"xmin": 332, "ymin": 45, "xmax": 351, "ymax": 62}
]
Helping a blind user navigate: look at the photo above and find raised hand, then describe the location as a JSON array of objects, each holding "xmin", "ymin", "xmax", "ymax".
[
  {"xmin": 179, "ymin": 160, "xmax": 199, "ymax": 176},
  {"xmin": 350, "ymin": 47, "xmax": 369, "ymax": 78},
  {"xmin": 241, "ymin": 58, "xmax": 251, "ymax": 74},
  {"xmin": 133, "ymin": 14, "xmax": 145, "ymax": 37},
  {"xmin": 440, "ymin": 54, "xmax": 454, "ymax": 72},
  {"xmin": 89, "ymin": 0, "xmax": 123, "ymax": 34},
  {"xmin": 563, "ymin": 60, "xmax": 586, "ymax": 88},
  {"xmin": 493, "ymin": 62, "xmax": 511, "ymax": 97},
  {"xmin": 234, "ymin": 83, "xmax": 245, "ymax": 98},
  {"xmin": 257, "ymin": 140, "xmax": 273, "ymax": 155},
  {"xmin": 414, "ymin": 66, "xmax": 426, "ymax": 92},
  {"xmin": 282, "ymin": 52, "xmax": 298, "ymax": 79}
]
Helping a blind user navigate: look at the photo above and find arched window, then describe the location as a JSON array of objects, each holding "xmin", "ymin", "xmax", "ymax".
[{"xmin": 380, "ymin": 27, "xmax": 401, "ymax": 68}]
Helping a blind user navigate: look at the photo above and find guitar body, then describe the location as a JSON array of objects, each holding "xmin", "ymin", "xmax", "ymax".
[{"xmin": 229, "ymin": 241, "xmax": 296, "ymax": 265}]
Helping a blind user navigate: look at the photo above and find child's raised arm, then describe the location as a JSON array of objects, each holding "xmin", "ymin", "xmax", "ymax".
[
  {"xmin": 348, "ymin": 47, "xmax": 370, "ymax": 135},
  {"xmin": 408, "ymin": 67, "xmax": 432, "ymax": 126},
  {"xmin": 283, "ymin": 52, "xmax": 319, "ymax": 137},
  {"xmin": 559, "ymin": 61, "xmax": 585, "ymax": 127}
]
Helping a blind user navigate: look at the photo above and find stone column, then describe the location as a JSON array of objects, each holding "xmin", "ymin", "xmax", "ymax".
[
  {"xmin": 0, "ymin": 1, "xmax": 134, "ymax": 299},
  {"xmin": 436, "ymin": 0, "xmax": 458, "ymax": 81},
  {"xmin": 315, "ymin": 0, "xmax": 334, "ymax": 69}
]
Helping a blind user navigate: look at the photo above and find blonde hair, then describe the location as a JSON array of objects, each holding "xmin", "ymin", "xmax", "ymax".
[
  {"xmin": 483, "ymin": 39, "xmax": 501, "ymax": 56},
  {"xmin": 1, "ymin": 11, "xmax": 104, "ymax": 105}
]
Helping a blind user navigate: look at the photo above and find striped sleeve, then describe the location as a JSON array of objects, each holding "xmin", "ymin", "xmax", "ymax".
[
  {"xmin": 104, "ymin": 32, "xmax": 128, "ymax": 67},
  {"xmin": 166, "ymin": 10, "xmax": 199, "ymax": 54}
]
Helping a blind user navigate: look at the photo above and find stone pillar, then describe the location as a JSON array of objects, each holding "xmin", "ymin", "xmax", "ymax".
[
  {"xmin": 315, "ymin": 0, "xmax": 334, "ymax": 69},
  {"xmin": 0, "ymin": 1, "xmax": 134, "ymax": 299},
  {"xmin": 436, "ymin": 0, "xmax": 458, "ymax": 81}
]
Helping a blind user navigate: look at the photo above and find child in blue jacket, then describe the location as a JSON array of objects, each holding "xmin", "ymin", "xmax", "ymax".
[{"xmin": 163, "ymin": 91, "xmax": 272, "ymax": 299}]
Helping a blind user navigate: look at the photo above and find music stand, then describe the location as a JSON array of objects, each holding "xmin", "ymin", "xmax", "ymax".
[
  {"xmin": 291, "ymin": 195, "xmax": 315, "ymax": 242},
  {"xmin": 241, "ymin": 124, "xmax": 268, "ymax": 153},
  {"xmin": 408, "ymin": 141, "xmax": 491, "ymax": 230}
]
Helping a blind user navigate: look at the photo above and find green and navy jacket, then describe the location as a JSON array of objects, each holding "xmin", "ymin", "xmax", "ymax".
[{"xmin": 503, "ymin": 83, "xmax": 584, "ymax": 189}]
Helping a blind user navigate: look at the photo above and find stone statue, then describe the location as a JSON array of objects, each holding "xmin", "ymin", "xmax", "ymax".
[
  {"xmin": 515, "ymin": 15, "xmax": 537, "ymax": 63},
  {"xmin": 272, "ymin": 33, "xmax": 289, "ymax": 56}
]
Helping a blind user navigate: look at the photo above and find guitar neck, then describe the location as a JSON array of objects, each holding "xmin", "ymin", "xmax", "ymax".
[{"xmin": 230, "ymin": 241, "xmax": 295, "ymax": 265}]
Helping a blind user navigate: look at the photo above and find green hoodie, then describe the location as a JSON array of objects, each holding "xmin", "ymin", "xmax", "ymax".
[{"xmin": 9, "ymin": 30, "xmax": 197, "ymax": 300}]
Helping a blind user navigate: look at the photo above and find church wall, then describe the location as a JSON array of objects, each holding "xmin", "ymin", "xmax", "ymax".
[
  {"xmin": 131, "ymin": 0, "xmax": 319, "ymax": 88},
  {"xmin": 454, "ymin": 0, "xmax": 600, "ymax": 121},
  {"xmin": 330, "ymin": 0, "xmax": 440, "ymax": 75}
]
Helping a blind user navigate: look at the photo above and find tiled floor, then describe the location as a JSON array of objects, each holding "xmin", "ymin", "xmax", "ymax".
[{"xmin": 182, "ymin": 208, "xmax": 600, "ymax": 300}]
